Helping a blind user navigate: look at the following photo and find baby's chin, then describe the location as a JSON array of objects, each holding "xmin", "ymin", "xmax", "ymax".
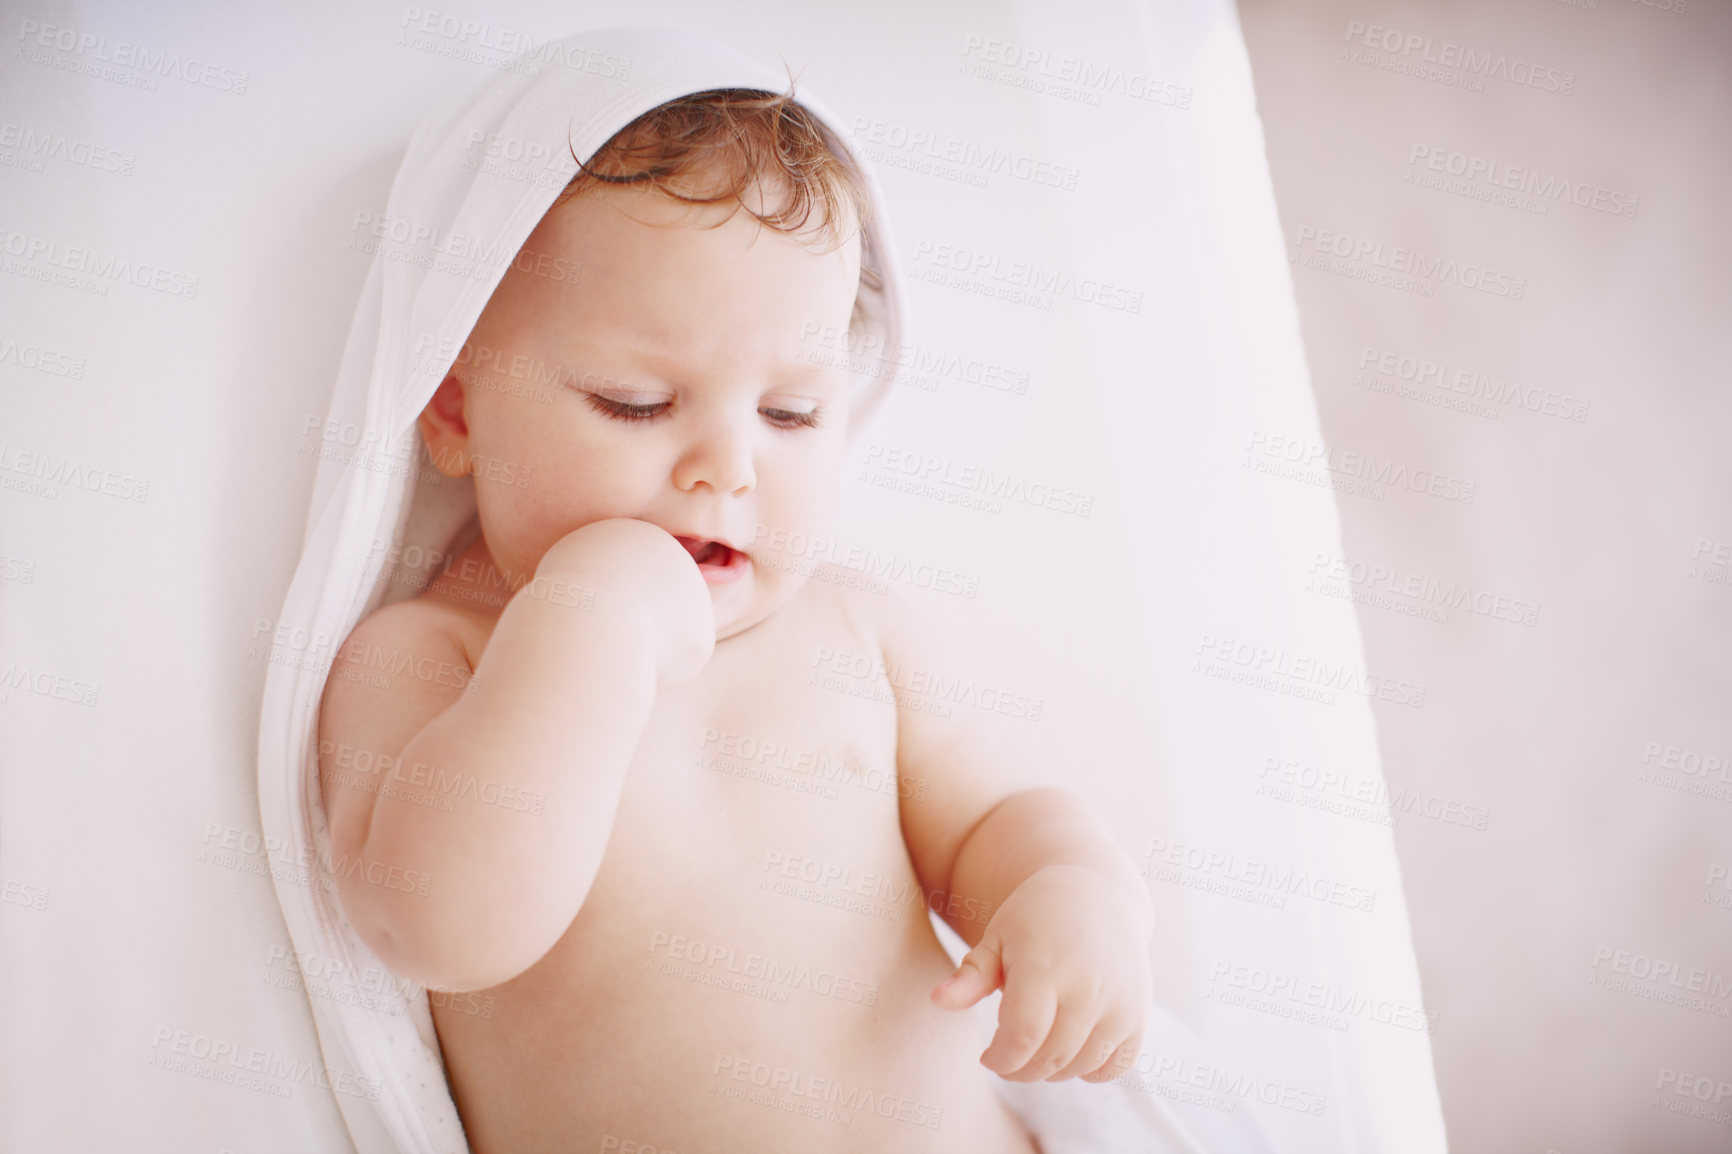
[{"xmin": 709, "ymin": 563, "xmax": 801, "ymax": 641}]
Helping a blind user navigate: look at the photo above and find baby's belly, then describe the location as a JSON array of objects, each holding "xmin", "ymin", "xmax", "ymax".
[{"xmin": 432, "ymin": 667, "xmax": 1036, "ymax": 1154}]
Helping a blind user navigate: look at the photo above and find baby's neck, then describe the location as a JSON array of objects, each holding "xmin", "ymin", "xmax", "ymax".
[{"xmin": 421, "ymin": 535, "xmax": 522, "ymax": 613}]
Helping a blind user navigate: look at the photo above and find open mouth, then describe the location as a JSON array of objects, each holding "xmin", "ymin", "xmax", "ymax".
[{"xmin": 674, "ymin": 536, "xmax": 749, "ymax": 583}]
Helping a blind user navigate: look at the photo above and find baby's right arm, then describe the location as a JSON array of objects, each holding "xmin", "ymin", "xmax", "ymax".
[{"xmin": 318, "ymin": 518, "xmax": 713, "ymax": 992}]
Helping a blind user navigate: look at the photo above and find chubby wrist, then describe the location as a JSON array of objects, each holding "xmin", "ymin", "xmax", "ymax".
[{"xmin": 1019, "ymin": 861, "xmax": 1155, "ymax": 939}]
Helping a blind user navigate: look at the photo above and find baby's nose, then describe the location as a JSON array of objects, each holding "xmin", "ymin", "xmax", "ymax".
[{"xmin": 673, "ymin": 430, "xmax": 755, "ymax": 495}]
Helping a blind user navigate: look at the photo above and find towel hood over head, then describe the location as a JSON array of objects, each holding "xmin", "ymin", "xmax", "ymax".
[{"xmin": 258, "ymin": 26, "xmax": 909, "ymax": 1154}]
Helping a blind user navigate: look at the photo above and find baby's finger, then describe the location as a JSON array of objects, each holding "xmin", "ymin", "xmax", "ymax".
[
  {"xmin": 1003, "ymin": 995, "xmax": 1098, "ymax": 1083},
  {"xmin": 1080, "ymin": 1025, "xmax": 1146, "ymax": 1083},
  {"xmin": 1054, "ymin": 1017, "xmax": 1133, "ymax": 1082},
  {"xmin": 931, "ymin": 947, "xmax": 1002, "ymax": 1011},
  {"xmin": 979, "ymin": 975, "xmax": 1057, "ymax": 1077}
]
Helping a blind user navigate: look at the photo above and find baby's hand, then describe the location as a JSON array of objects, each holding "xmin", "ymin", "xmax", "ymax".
[
  {"xmin": 931, "ymin": 864, "xmax": 1152, "ymax": 1083},
  {"xmin": 536, "ymin": 518, "xmax": 714, "ymax": 689}
]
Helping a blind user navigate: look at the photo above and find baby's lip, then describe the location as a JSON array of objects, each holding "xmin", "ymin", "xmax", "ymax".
[{"xmin": 673, "ymin": 534, "xmax": 747, "ymax": 562}]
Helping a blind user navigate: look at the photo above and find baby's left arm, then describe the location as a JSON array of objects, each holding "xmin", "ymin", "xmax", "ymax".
[{"xmin": 878, "ymin": 592, "xmax": 1154, "ymax": 1084}]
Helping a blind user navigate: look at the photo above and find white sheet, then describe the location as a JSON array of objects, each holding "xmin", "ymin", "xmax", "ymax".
[{"xmin": 0, "ymin": 2, "xmax": 1446, "ymax": 1151}]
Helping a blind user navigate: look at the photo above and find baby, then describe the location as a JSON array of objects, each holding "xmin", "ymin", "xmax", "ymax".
[{"xmin": 319, "ymin": 88, "xmax": 1153, "ymax": 1154}]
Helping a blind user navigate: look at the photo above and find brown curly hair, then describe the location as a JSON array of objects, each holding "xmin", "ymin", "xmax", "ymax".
[{"xmin": 559, "ymin": 87, "xmax": 886, "ymax": 341}]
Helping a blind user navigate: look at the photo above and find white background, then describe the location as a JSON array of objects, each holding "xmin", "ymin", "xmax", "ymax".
[{"xmin": 1238, "ymin": 1, "xmax": 1732, "ymax": 1151}]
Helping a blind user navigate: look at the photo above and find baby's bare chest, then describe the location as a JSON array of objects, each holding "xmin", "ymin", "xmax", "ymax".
[
  {"xmin": 440, "ymin": 580, "xmax": 936, "ymax": 1007},
  {"xmin": 602, "ymin": 598, "xmax": 912, "ymax": 920},
  {"xmin": 428, "ymin": 589, "xmax": 1030, "ymax": 1153}
]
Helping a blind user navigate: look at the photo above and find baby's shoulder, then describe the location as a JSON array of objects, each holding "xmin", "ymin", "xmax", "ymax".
[
  {"xmin": 318, "ymin": 592, "xmax": 490, "ymax": 861},
  {"xmin": 331, "ymin": 589, "xmax": 490, "ymax": 687},
  {"xmin": 795, "ymin": 565, "xmax": 929, "ymax": 654}
]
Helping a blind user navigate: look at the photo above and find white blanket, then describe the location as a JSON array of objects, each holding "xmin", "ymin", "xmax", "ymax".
[
  {"xmin": 258, "ymin": 23, "xmax": 1279, "ymax": 1152},
  {"xmin": 0, "ymin": 4, "xmax": 1446, "ymax": 1152}
]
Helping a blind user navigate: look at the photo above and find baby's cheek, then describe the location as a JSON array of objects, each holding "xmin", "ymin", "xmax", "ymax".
[
  {"xmin": 782, "ymin": 453, "xmax": 845, "ymax": 525},
  {"xmin": 476, "ymin": 478, "xmax": 561, "ymax": 570}
]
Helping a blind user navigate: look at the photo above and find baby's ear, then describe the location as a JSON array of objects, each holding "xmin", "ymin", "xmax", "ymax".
[{"xmin": 418, "ymin": 374, "xmax": 473, "ymax": 478}]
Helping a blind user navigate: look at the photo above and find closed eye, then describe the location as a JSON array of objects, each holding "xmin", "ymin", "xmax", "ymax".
[
  {"xmin": 584, "ymin": 393, "xmax": 822, "ymax": 430},
  {"xmin": 585, "ymin": 394, "xmax": 669, "ymax": 422},
  {"xmin": 762, "ymin": 406, "xmax": 822, "ymax": 430}
]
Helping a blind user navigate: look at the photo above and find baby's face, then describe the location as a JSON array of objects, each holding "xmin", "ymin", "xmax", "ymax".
[{"xmin": 423, "ymin": 181, "xmax": 863, "ymax": 639}]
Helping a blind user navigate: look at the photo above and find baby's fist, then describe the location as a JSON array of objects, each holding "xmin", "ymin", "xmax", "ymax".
[
  {"xmin": 931, "ymin": 864, "xmax": 1152, "ymax": 1083},
  {"xmin": 536, "ymin": 518, "xmax": 714, "ymax": 690}
]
